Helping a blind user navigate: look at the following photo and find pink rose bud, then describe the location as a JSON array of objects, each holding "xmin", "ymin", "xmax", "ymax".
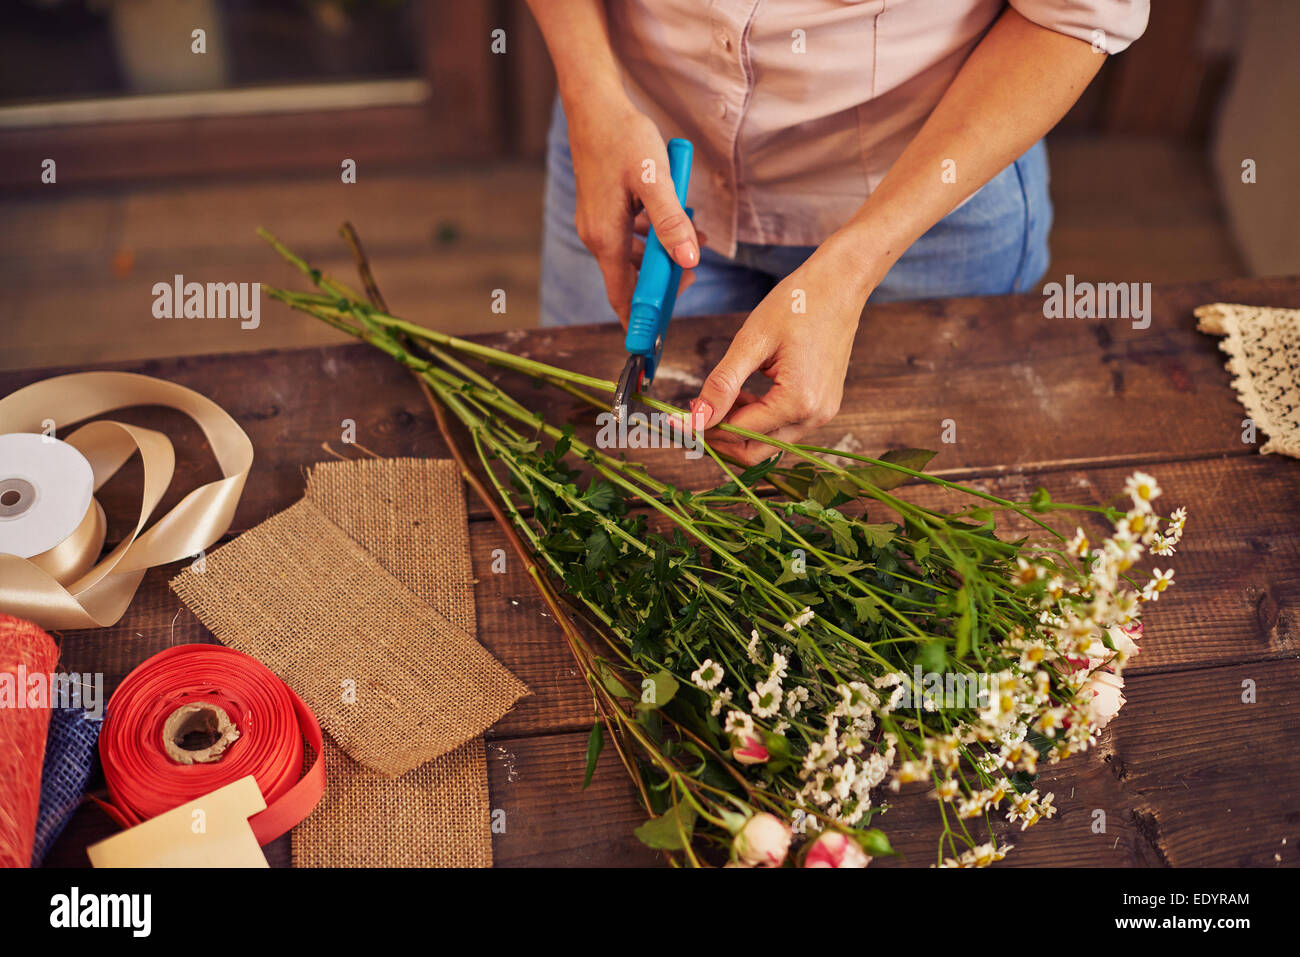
[
  {"xmin": 732, "ymin": 732, "xmax": 770, "ymax": 765},
  {"xmin": 803, "ymin": 830, "xmax": 871, "ymax": 868},
  {"xmin": 734, "ymin": 812, "xmax": 791, "ymax": 867}
]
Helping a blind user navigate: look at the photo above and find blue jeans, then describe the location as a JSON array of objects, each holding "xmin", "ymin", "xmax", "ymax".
[{"xmin": 540, "ymin": 100, "xmax": 1052, "ymax": 326}]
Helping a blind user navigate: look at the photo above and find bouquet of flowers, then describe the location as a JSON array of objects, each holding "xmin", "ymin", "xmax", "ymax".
[{"xmin": 262, "ymin": 228, "xmax": 1186, "ymax": 868}]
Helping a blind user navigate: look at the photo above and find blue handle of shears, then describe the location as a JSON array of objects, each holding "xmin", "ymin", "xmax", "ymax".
[{"xmin": 625, "ymin": 137, "xmax": 693, "ymax": 385}]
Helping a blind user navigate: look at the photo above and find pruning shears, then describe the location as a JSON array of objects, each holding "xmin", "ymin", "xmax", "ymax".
[{"xmin": 612, "ymin": 137, "xmax": 694, "ymax": 423}]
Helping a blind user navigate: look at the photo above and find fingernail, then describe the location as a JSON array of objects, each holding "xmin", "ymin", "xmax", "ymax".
[
  {"xmin": 690, "ymin": 397, "xmax": 713, "ymax": 432},
  {"xmin": 673, "ymin": 242, "xmax": 698, "ymax": 267}
]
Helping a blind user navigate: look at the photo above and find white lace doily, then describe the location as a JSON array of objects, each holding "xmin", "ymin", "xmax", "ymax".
[{"xmin": 1196, "ymin": 302, "xmax": 1300, "ymax": 458}]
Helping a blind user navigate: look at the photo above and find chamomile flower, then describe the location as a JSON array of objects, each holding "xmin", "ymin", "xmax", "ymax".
[
  {"xmin": 932, "ymin": 777, "xmax": 960, "ymax": 801},
  {"xmin": 749, "ymin": 685, "xmax": 783, "ymax": 719},
  {"xmin": 783, "ymin": 606, "xmax": 816, "ymax": 632},
  {"xmin": 1013, "ymin": 557, "xmax": 1047, "ymax": 586},
  {"xmin": 1067, "ymin": 527, "xmax": 1090, "ymax": 558},
  {"xmin": 724, "ymin": 710, "xmax": 754, "ymax": 737},
  {"xmin": 1124, "ymin": 471, "xmax": 1161, "ymax": 512},
  {"xmin": 1142, "ymin": 568, "xmax": 1175, "ymax": 601},
  {"xmin": 690, "ymin": 658, "xmax": 723, "ymax": 691}
]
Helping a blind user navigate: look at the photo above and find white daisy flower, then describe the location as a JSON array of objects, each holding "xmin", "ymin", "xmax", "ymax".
[
  {"xmin": 1142, "ymin": 567, "xmax": 1175, "ymax": 601},
  {"xmin": 690, "ymin": 658, "xmax": 723, "ymax": 691},
  {"xmin": 1124, "ymin": 471, "xmax": 1161, "ymax": 512}
]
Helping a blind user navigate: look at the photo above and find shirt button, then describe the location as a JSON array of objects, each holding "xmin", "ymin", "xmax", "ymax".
[
  {"xmin": 713, "ymin": 171, "xmax": 727, "ymax": 189},
  {"xmin": 717, "ymin": 33, "xmax": 732, "ymax": 51},
  {"xmin": 717, "ymin": 99, "xmax": 728, "ymax": 118}
]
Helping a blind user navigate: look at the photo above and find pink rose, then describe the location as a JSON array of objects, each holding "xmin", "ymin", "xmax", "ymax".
[
  {"xmin": 1106, "ymin": 623, "xmax": 1142, "ymax": 665},
  {"xmin": 734, "ymin": 812, "xmax": 791, "ymax": 867},
  {"xmin": 732, "ymin": 732, "xmax": 770, "ymax": 765},
  {"xmin": 803, "ymin": 830, "xmax": 871, "ymax": 868},
  {"xmin": 1085, "ymin": 668, "xmax": 1127, "ymax": 729}
]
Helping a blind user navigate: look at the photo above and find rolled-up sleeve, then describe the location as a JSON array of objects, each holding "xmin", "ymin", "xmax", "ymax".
[{"xmin": 1009, "ymin": 0, "xmax": 1150, "ymax": 54}]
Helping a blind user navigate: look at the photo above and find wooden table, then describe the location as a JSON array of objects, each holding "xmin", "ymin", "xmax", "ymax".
[{"xmin": 11, "ymin": 275, "xmax": 1299, "ymax": 868}]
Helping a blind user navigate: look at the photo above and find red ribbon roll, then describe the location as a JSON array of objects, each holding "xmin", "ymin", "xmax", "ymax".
[
  {"xmin": 0, "ymin": 614, "xmax": 59, "ymax": 868},
  {"xmin": 99, "ymin": 644, "xmax": 325, "ymax": 845}
]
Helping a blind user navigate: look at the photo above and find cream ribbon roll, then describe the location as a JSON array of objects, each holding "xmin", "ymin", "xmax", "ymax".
[{"xmin": 0, "ymin": 372, "xmax": 253, "ymax": 630}]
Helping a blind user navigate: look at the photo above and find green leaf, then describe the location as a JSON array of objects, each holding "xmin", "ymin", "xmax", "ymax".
[
  {"xmin": 582, "ymin": 719, "xmax": 603, "ymax": 790},
  {"xmin": 637, "ymin": 670, "xmax": 680, "ymax": 710},
  {"xmin": 779, "ymin": 463, "xmax": 816, "ymax": 499},
  {"xmin": 633, "ymin": 804, "xmax": 697, "ymax": 850},
  {"xmin": 826, "ymin": 514, "xmax": 858, "ymax": 556},
  {"xmin": 582, "ymin": 480, "xmax": 618, "ymax": 512},
  {"xmin": 584, "ymin": 528, "xmax": 617, "ymax": 571},
  {"xmin": 762, "ymin": 731, "xmax": 792, "ymax": 759},
  {"xmin": 809, "ymin": 473, "xmax": 839, "ymax": 507},
  {"xmin": 915, "ymin": 640, "xmax": 947, "ymax": 674},
  {"xmin": 857, "ymin": 522, "xmax": 897, "ymax": 548},
  {"xmin": 759, "ymin": 507, "xmax": 784, "ymax": 541},
  {"xmin": 847, "ymin": 449, "xmax": 937, "ymax": 492},
  {"xmin": 1009, "ymin": 769, "xmax": 1039, "ymax": 794},
  {"xmin": 739, "ymin": 454, "xmax": 782, "ymax": 487},
  {"xmin": 850, "ymin": 593, "xmax": 883, "ymax": 624},
  {"xmin": 596, "ymin": 660, "xmax": 635, "ymax": 699},
  {"xmin": 954, "ymin": 586, "xmax": 973, "ymax": 659},
  {"xmin": 552, "ymin": 426, "xmax": 573, "ymax": 460},
  {"xmin": 774, "ymin": 563, "xmax": 800, "ymax": 587}
]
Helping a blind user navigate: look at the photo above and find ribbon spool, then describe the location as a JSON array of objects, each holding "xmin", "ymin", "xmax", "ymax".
[
  {"xmin": 0, "ymin": 372, "xmax": 253, "ymax": 630},
  {"xmin": 98, "ymin": 644, "xmax": 326, "ymax": 846}
]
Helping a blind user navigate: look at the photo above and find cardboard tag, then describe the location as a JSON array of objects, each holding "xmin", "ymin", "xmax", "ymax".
[{"xmin": 88, "ymin": 775, "xmax": 269, "ymax": 868}]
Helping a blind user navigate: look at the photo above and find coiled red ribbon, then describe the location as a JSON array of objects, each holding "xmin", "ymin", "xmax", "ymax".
[{"xmin": 98, "ymin": 644, "xmax": 325, "ymax": 845}]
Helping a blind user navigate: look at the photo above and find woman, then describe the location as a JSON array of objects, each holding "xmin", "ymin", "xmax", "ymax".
[{"xmin": 529, "ymin": 0, "xmax": 1149, "ymax": 463}]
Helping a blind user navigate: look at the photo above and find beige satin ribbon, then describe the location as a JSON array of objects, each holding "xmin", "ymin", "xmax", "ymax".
[{"xmin": 0, "ymin": 372, "xmax": 252, "ymax": 630}]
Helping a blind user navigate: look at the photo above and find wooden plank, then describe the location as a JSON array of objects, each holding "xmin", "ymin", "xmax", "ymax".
[
  {"xmin": 39, "ymin": 658, "xmax": 1300, "ymax": 868},
  {"xmin": 0, "ymin": 166, "xmax": 546, "ymax": 370},
  {"xmin": 45, "ymin": 453, "xmax": 1300, "ymax": 749},
  {"xmin": 0, "ymin": 105, "xmax": 491, "ymax": 192},
  {"xmin": 38, "ymin": 724, "xmax": 656, "ymax": 868},
  {"xmin": 873, "ymin": 659, "xmax": 1300, "ymax": 867},
  {"xmin": 4, "ymin": 276, "xmax": 1297, "ymax": 525},
  {"xmin": 486, "ymin": 734, "xmax": 659, "ymax": 867}
]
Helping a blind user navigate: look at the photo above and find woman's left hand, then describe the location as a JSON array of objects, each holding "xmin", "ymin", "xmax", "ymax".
[{"xmin": 690, "ymin": 239, "xmax": 877, "ymax": 465}]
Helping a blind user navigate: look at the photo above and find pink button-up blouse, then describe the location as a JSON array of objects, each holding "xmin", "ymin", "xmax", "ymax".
[{"xmin": 605, "ymin": 0, "xmax": 1150, "ymax": 256}]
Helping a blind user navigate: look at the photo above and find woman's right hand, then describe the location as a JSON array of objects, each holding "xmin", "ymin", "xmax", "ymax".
[{"xmin": 565, "ymin": 96, "xmax": 701, "ymax": 323}]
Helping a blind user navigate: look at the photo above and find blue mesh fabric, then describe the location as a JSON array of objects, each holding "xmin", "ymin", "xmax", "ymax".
[{"xmin": 32, "ymin": 707, "xmax": 102, "ymax": 866}]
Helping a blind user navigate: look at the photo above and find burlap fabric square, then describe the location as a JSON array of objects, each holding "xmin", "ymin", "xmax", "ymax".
[
  {"xmin": 173, "ymin": 495, "xmax": 526, "ymax": 777},
  {"xmin": 172, "ymin": 458, "xmax": 523, "ymax": 866},
  {"xmin": 292, "ymin": 737, "xmax": 493, "ymax": 868}
]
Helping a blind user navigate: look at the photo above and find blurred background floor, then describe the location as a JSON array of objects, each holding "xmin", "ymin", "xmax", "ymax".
[
  {"xmin": 1, "ymin": 0, "xmax": 1293, "ymax": 372},
  {"xmin": 0, "ymin": 134, "xmax": 1246, "ymax": 372}
]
